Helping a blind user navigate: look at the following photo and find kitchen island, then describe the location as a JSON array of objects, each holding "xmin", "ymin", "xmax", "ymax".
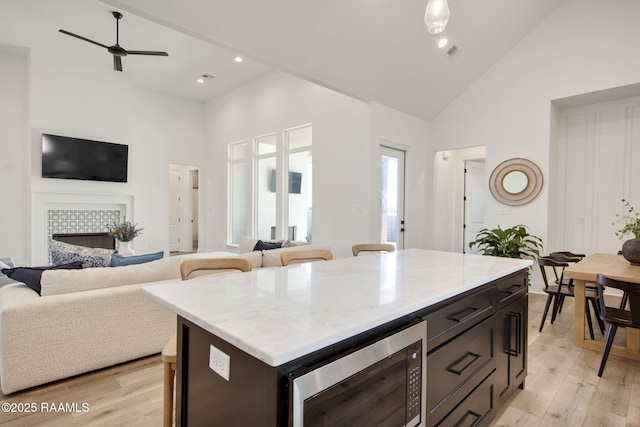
[{"xmin": 143, "ymin": 249, "xmax": 531, "ymax": 426}]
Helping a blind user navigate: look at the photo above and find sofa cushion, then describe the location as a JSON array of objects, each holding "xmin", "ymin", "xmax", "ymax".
[
  {"xmin": 238, "ymin": 251, "xmax": 263, "ymax": 269},
  {"xmin": 261, "ymin": 244, "xmax": 332, "ymax": 267},
  {"xmin": 253, "ymin": 240, "xmax": 282, "ymax": 251},
  {"xmin": 40, "ymin": 256, "xmax": 182, "ymax": 296},
  {"xmin": 49, "ymin": 240, "xmax": 114, "ymax": 268},
  {"xmin": 1, "ymin": 261, "xmax": 84, "ymax": 295},
  {"xmin": 110, "ymin": 251, "xmax": 164, "ymax": 267},
  {"xmin": 238, "ymin": 236, "xmax": 259, "ymax": 254}
]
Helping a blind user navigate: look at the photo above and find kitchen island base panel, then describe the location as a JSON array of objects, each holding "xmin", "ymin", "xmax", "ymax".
[
  {"xmin": 176, "ymin": 317, "xmax": 279, "ymax": 427},
  {"xmin": 175, "ymin": 270, "xmax": 528, "ymax": 427}
]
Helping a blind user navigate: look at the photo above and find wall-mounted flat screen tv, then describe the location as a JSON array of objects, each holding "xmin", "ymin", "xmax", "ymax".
[
  {"xmin": 269, "ymin": 170, "xmax": 302, "ymax": 194},
  {"xmin": 41, "ymin": 134, "xmax": 128, "ymax": 183}
]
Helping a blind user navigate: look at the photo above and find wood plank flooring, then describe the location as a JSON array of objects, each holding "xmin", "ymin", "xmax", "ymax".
[{"xmin": 1, "ymin": 293, "xmax": 639, "ymax": 426}]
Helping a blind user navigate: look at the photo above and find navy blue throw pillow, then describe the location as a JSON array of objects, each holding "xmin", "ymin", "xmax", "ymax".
[
  {"xmin": 253, "ymin": 240, "xmax": 283, "ymax": 251},
  {"xmin": 110, "ymin": 251, "xmax": 164, "ymax": 267},
  {"xmin": 1, "ymin": 261, "xmax": 83, "ymax": 295}
]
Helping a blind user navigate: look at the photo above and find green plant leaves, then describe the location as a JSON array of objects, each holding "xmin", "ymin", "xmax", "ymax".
[{"xmin": 468, "ymin": 224, "xmax": 543, "ymax": 260}]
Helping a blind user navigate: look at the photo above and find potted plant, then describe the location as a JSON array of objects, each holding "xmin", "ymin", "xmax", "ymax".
[
  {"xmin": 468, "ymin": 225, "xmax": 543, "ymax": 282},
  {"xmin": 613, "ymin": 199, "xmax": 640, "ymax": 265},
  {"xmin": 107, "ymin": 217, "xmax": 143, "ymax": 256}
]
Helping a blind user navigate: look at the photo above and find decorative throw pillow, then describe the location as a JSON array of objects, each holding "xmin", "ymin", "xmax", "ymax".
[
  {"xmin": 0, "ymin": 257, "xmax": 15, "ymax": 278},
  {"xmin": 282, "ymin": 240, "xmax": 311, "ymax": 248},
  {"xmin": 238, "ymin": 236, "xmax": 259, "ymax": 254},
  {"xmin": 253, "ymin": 240, "xmax": 283, "ymax": 251},
  {"xmin": 1, "ymin": 261, "xmax": 83, "ymax": 295},
  {"xmin": 110, "ymin": 251, "xmax": 164, "ymax": 267},
  {"xmin": 49, "ymin": 240, "xmax": 114, "ymax": 268}
]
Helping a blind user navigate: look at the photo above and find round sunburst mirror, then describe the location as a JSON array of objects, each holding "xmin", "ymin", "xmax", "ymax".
[{"xmin": 489, "ymin": 158, "xmax": 543, "ymax": 206}]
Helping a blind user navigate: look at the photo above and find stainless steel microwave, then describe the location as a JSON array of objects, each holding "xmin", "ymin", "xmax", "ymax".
[{"xmin": 290, "ymin": 320, "xmax": 427, "ymax": 427}]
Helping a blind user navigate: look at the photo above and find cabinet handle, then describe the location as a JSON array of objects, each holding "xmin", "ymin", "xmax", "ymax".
[
  {"xmin": 447, "ymin": 307, "xmax": 478, "ymax": 323},
  {"xmin": 455, "ymin": 409, "xmax": 481, "ymax": 427},
  {"xmin": 502, "ymin": 284, "xmax": 522, "ymax": 295},
  {"xmin": 508, "ymin": 312, "xmax": 522, "ymax": 356},
  {"xmin": 447, "ymin": 352, "xmax": 480, "ymax": 376}
]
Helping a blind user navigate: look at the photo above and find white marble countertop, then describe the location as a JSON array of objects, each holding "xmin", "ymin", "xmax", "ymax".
[{"xmin": 142, "ymin": 249, "xmax": 531, "ymax": 367}]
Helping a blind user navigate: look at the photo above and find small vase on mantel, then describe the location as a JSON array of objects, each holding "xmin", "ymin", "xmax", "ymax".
[
  {"xmin": 117, "ymin": 240, "xmax": 135, "ymax": 256},
  {"xmin": 621, "ymin": 239, "xmax": 640, "ymax": 266}
]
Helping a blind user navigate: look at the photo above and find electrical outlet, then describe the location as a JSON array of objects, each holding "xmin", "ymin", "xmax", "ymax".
[{"xmin": 209, "ymin": 345, "xmax": 230, "ymax": 381}]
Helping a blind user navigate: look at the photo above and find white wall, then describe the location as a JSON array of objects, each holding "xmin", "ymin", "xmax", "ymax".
[
  {"xmin": 0, "ymin": 50, "xmax": 29, "ymax": 264},
  {"xmin": 429, "ymin": 0, "xmax": 640, "ymax": 291},
  {"xmin": 203, "ymin": 71, "xmax": 383, "ymax": 257},
  {"xmin": 6, "ymin": 46, "xmax": 206, "ymax": 263}
]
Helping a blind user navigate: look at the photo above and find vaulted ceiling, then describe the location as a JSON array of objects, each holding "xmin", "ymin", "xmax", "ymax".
[{"xmin": 2, "ymin": 0, "xmax": 569, "ymax": 121}]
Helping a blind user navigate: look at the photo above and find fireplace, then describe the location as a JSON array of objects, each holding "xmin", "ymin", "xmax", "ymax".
[
  {"xmin": 32, "ymin": 192, "xmax": 133, "ymax": 264},
  {"xmin": 52, "ymin": 233, "xmax": 115, "ymax": 250}
]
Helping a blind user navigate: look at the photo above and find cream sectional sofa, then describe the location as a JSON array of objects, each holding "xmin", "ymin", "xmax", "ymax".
[
  {"xmin": 235, "ymin": 236, "xmax": 331, "ymax": 268},
  {"xmin": 0, "ymin": 244, "xmax": 330, "ymax": 394},
  {"xmin": 0, "ymin": 256, "xmax": 183, "ymax": 394}
]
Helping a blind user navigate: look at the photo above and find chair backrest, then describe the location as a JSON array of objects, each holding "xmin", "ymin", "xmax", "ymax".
[
  {"xmin": 351, "ymin": 243, "xmax": 396, "ymax": 256},
  {"xmin": 596, "ymin": 274, "xmax": 640, "ymax": 325},
  {"xmin": 281, "ymin": 249, "xmax": 334, "ymax": 266},
  {"xmin": 538, "ymin": 256, "xmax": 569, "ymax": 291},
  {"xmin": 180, "ymin": 257, "xmax": 252, "ymax": 280},
  {"xmin": 549, "ymin": 251, "xmax": 586, "ymax": 262}
]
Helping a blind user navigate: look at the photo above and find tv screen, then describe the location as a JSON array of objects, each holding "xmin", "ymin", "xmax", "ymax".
[
  {"xmin": 42, "ymin": 134, "xmax": 128, "ymax": 183},
  {"xmin": 269, "ymin": 170, "xmax": 302, "ymax": 194}
]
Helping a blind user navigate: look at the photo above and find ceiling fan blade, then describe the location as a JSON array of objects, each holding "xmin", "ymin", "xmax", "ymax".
[
  {"xmin": 59, "ymin": 29, "xmax": 108, "ymax": 49},
  {"xmin": 114, "ymin": 55, "xmax": 123, "ymax": 72},
  {"xmin": 126, "ymin": 50, "xmax": 169, "ymax": 56}
]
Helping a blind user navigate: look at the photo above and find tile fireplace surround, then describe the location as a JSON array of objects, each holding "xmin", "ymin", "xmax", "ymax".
[{"xmin": 32, "ymin": 192, "xmax": 133, "ymax": 265}]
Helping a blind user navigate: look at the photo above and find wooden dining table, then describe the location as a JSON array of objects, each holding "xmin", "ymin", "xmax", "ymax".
[{"xmin": 564, "ymin": 253, "xmax": 640, "ymax": 361}]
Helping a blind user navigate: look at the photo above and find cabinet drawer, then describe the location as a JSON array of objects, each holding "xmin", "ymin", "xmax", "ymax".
[
  {"xmin": 435, "ymin": 372, "xmax": 494, "ymax": 427},
  {"xmin": 425, "ymin": 286, "xmax": 495, "ymax": 351},
  {"xmin": 426, "ymin": 316, "xmax": 495, "ymax": 425},
  {"xmin": 496, "ymin": 271, "xmax": 527, "ymax": 309}
]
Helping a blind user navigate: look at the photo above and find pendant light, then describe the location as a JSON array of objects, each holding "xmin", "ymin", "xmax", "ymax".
[{"xmin": 424, "ymin": 0, "xmax": 450, "ymax": 34}]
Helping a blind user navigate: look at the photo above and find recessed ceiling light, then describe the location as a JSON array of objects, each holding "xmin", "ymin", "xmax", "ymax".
[
  {"xmin": 234, "ymin": 56, "xmax": 243, "ymax": 63},
  {"xmin": 196, "ymin": 78, "xmax": 204, "ymax": 84},
  {"xmin": 438, "ymin": 38, "xmax": 449, "ymax": 49}
]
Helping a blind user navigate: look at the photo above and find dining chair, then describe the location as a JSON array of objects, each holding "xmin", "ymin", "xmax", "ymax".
[
  {"xmin": 538, "ymin": 256, "xmax": 600, "ymax": 339},
  {"xmin": 548, "ymin": 252, "xmax": 605, "ymax": 334},
  {"xmin": 281, "ymin": 249, "xmax": 334, "ymax": 266},
  {"xmin": 351, "ymin": 243, "xmax": 396, "ymax": 256},
  {"xmin": 162, "ymin": 257, "xmax": 252, "ymax": 427},
  {"xmin": 595, "ymin": 273, "xmax": 640, "ymax": 377}
]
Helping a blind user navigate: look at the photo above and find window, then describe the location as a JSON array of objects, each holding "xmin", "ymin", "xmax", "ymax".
[
  {"xmin": 228, "ymin": 125, "xmax": 312, "ymax": 246},
  {"xmin": 228, "ymin": 141, "xmax": 250, "ymax": 245},
  {"xmin": 286, "ymin": 125, "xmax": 313, "ymax": 242}
]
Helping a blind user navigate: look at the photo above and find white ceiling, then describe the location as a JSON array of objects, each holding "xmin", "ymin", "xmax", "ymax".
[
  {"xmin": 1, "ymin": 0, "xmax": 569, "ymax": 120},
  {"xmin": 0, "ymin": 0, "xmax": 272, "ymax": 102}
]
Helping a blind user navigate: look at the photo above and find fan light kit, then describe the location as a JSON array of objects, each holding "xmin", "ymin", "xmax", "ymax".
[
  {"xmin": 197, "ymin": 74, "xmax": 215, "ymax": 84},
  {"xmin": 59, "ymin": 11, "xmax": 169, "ymax": 72}
]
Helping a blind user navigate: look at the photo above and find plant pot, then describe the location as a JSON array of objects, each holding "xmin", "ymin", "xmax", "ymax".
[
  {"xmin": 621, "ymin": 239, "xmax": 640, "ymax": 266},
  {"xmin": 117, "ymin": 240, "xmax": 135, "ymax": 256}
]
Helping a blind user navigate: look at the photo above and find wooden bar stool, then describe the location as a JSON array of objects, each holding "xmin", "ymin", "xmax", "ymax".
[
  {"xmin": 162, "ymin": 257, "xmax": 252, "ymax": 427},
  {"xmin": 351, "ymin": 243, "xmax": 395, "ymax": 256}
]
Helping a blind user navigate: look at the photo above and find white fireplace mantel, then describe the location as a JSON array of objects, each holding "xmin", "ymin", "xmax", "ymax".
[{"xmin": 32, "ymin": 192, "xmax": 134, "ymax": 265}]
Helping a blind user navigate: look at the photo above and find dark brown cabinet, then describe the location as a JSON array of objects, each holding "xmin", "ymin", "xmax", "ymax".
[
  {"xmin": 174, "ymin": 269, "xmax": 528, "ymax": 426},
  {"xmin": 495, "ymin": 294, "xmax": 528, "ymax": 403},
  {"xmin": 423, "ymin": 270, "xmax": 528, "ymax": 427}
]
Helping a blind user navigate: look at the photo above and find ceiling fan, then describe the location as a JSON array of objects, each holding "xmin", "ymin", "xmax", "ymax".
[{"xmin": 59, "ymin": 11, "xmax": 169, "ymax": 72}]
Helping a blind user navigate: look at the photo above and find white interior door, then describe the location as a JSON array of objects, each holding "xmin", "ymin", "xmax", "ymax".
[
  {"xmin": 380, "ymin": 146, "xmax": 406, "ymax": 249},
  {"xmin": 464, "ymin": 160, "xmax": 485, "ymax": 253},
  {"xmin": 169, "ymin": 168, "xmax": 182, "ymax": 252}
]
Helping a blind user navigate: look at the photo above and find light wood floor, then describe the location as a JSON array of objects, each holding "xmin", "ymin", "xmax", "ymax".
[{"xmin": 1, "ymin": 293, "xmax": 639, "ymax": 426}]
